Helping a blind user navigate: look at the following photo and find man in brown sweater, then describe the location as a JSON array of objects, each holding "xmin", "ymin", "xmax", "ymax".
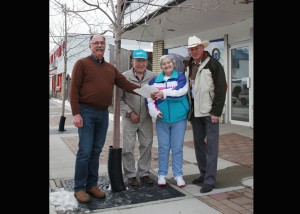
[{"xmin": 69, "ymin": 34, "xmax": 139, "ymax": 203}]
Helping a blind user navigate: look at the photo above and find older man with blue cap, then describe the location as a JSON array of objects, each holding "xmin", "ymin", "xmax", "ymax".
[{"xmin": 120, "ymin": 49, "xmax": 155, "ymax": 187}]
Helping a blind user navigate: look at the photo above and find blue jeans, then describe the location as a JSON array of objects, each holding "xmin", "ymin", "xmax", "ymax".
[
  {"xmin": 74, "ymin": 104, "xmax": 109, "ymax": 192},
  {"xmin": 156, "ymin": 119, "xmax": 187, "ymax": 177}
]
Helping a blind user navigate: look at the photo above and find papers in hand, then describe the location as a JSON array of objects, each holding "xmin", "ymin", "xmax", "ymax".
[{"xmin": 133, "ymin": 84, "xmax": 158, "ymax": 98}]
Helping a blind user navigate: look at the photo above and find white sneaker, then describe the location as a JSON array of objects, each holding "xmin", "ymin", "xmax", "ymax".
[
  {"xmin": 174, "ymin": 176, "xmax": 186, "ymax": 188},
  {"xmin": 158, "ymin": 175, "xmax": 167, "ymax": 186}
]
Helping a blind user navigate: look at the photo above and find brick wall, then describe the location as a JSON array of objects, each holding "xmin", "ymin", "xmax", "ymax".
[{"xmin": 152, "ymin": 41, "xmax": 164, "ymax": 74}]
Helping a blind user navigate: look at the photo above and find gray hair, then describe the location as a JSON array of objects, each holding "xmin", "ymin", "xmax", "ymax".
[
  {"xmin": 159, "ymin": 55, "xmax": 176, "ymax": 68},
  {"xmin": 89, "ymin": 34, "xmax": 106, "ymax": 45}
]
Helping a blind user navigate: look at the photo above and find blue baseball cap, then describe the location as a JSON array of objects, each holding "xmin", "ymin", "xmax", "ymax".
[{"xmin": 132, "ymin": 49, "xmax": 148, "ymax": 59}]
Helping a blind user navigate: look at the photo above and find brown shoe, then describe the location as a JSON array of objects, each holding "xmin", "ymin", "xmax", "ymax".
[
  {"xmin": 86, "ymin": 186, "xmax": 106, "ymax": 199},
  {"xmin": 128, "ymin": 177, "xmax": 139, "ymax": 187},
  {"xmin": 140, "ymin": 175, "xmax": 154, "ymax": 184},
  {"xmin": 74, "ymin": 190, "xmax": 91, "ymax": 203}
]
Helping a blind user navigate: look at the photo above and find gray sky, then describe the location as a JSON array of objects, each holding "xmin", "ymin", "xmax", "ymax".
[
  {"xmin": 49, "ymin": 0, "xmax": 168, "ymax": 51},
  {"xmin": 49, "ymin": 0, "xmax": 114, "ymax": 51}
]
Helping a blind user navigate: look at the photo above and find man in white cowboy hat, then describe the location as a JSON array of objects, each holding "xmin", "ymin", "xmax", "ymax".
[{"xmin": 185, "ymin": 35, "xmax": 227, "ymax": 193}]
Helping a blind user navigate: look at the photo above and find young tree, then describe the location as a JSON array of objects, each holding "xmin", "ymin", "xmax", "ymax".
[
  {"xmin": 50, "ymin": 0, "xmax": 227, "ymax": 144},
  {"xmin": 50, "ymin": 0, "xmax": 227, "ymax": 192}
]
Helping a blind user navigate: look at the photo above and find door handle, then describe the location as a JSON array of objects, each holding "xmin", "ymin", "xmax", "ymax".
[{"xmin": 246, "ymin": 77, "xmax": 250, "ymax": 88}]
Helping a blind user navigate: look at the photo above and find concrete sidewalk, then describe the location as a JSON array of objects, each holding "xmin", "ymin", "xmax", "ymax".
[{"xmin": 50, "ymin": 98, "xmax": 253, "ymax": 213}]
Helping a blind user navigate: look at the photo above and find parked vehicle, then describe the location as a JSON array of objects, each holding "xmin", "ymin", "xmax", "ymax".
[
  {"xmin": 238, "ymin": 88, "xmax": 249, "ymax": 106},
  {"xmin": 232, "ymin": 96, "xmax": 237, "ymax": 104}
]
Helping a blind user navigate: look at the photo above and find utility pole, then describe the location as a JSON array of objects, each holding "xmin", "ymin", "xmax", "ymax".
[{"xmin": 59, "ymin": 4, "xmax": 68, "ymax": 131}]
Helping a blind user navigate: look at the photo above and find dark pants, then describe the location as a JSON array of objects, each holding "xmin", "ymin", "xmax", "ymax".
[{"xmin": 190, "ymin": 115, "xmax": 219, "ymax": 186}]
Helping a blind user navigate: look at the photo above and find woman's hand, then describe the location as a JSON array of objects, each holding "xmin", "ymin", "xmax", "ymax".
[
  {"xmin": 157, "ymin": 112, "xmax": 163, "ymax": 119},
  {"xmin": 151, "ymin": 91, "xmax": 164, "ymax": 99},
  {"xmin": 151, "ymin": 91, "xmax": 160, "ymax": 100}
]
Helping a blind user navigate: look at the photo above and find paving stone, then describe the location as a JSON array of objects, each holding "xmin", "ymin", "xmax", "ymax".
[
  {"xmin": 50, "ymin": 180, "xmax": 57, "ymax": 191},
  {"xmin": 55, "ymin": 178, "xmax": 63, "ymax": 188}
]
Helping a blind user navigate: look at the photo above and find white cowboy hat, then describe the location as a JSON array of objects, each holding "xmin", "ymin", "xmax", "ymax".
[{"xmin": 187, "ymin": 36, "xmax": 209, "ymax": 48}]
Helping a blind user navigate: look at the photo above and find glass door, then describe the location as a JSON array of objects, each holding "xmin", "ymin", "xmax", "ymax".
[{"xmin": 229, "ymin": 43, "xmax": 251, "ymax": 126}]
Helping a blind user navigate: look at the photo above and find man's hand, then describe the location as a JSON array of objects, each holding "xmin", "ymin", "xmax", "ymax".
[
  {"xmin": 73, "ymin": 114, "xmax": 83, "ymax": 128},
  {"xmin": 210, "ymin": 115, "xmax": 219, "ymax": 124},
  {"xmin": 129, "ymin": 112, "xmax": 140, "ymax": 123}
]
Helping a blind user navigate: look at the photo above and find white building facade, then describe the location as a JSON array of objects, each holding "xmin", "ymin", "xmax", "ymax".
[{"xmin": 121, "ymin": 0, "xmax": 254, "ymax": 128}]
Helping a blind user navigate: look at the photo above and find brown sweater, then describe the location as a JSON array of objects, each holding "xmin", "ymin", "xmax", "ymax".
[{"xmin": 69, "ymin": 56, "xmax": 139, "ymax": 116}]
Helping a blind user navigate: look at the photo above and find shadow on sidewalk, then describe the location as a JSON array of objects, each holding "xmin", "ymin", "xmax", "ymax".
[{"xmin": 182, "ymin": 165, "xmax": 253, "ymax": 188}]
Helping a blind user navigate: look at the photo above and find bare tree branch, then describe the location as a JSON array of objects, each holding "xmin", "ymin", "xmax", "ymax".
[
  {"xmin": 50, "ymin": 0, "xmax": 231, "ymax": 147},
  {"xmin": 81, "ymin": 0, "xmax": 116, "ymax": 25}
]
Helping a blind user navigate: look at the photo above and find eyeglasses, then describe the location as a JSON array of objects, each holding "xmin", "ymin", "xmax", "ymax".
[{"xmin": 90, "ymin": 41, "xmax": 105, "ymax": 46}]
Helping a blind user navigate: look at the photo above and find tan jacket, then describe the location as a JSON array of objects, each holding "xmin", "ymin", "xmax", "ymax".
[{"xmin": 120, "ymin": 68, "xmax": 155, "ymax": 122}]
